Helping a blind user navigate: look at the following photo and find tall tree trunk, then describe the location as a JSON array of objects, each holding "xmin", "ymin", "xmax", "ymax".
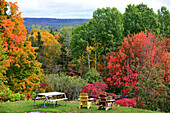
[
  {"xmin": 87, "ymin": 43, "xmax": 90, "ymax": 69},
  {"xmin": 62, "ymin": 50, "xmax": 64, "ymax": 69},
  {"xmin": 104, "ymin": 46, "xmax": 106, "ymax": 75},
  {"xmin": 95, "ymin": 37, "xmax": 97, "ymax": 70},
  {"xmin": 80, "ymin": 54, "xmax": 83, "ymax": 78},
  {"xmin": 163, "ymin": 21, "xmax": 164, "ymax": 38}
]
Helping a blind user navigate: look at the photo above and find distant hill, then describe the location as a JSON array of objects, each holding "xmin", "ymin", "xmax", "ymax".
[{"xmin": 23, "ymin": 18, "xmax": 90, "ymax": 33}]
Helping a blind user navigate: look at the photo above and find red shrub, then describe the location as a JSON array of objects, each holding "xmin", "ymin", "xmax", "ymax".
[
  {"xmin": 26, "ymin": 94, "xmax": 31, "ymax": 100},
  {"xmin": 40, "ymin": 83, "xmax": 48, "ymax": 89},
  {"xmin": 81, "ymin": 82, "xmax": 108, "ymax": 96},
  {"xmin": 115, "ymin": 98, "xmax": 137, "ymax": 108}
]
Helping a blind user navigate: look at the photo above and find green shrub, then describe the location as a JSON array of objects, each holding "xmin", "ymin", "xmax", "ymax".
[
  {"xmin": 83, "ymin": 67, "xmax": 103, "ymax": 84},
  {"xmin": 31, "ymin": 92, "xmax": 36, "ymax": 99},
  {"xmin": 20, "ymin": 94, "xmax": 26, "ymax": 100},
  {"xmin": 3, "ymin": 88, "xmax": 11, "ymax": 101},
  {"xmin": 134, "ymin": 63, "xmax": 169, "ymax": 112},
  {"xmin": 0, "ymin": 92, "xmax": 5, "ymax": 102},
  {"xmin": 0, "ymin": 88, "xmax": 26, "ymax": 102},
  {"xmin": 47, "ymin": 72, "xmax": 87, "ymax": 100},
  {"xmin": 10, "ymin": 93, "xmax": 21, "ymax": 102}
]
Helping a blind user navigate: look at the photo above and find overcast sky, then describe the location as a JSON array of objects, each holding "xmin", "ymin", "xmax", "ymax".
[{"xmin": 6, "ymin": 0, "xmax": 170, "ymax": 19}]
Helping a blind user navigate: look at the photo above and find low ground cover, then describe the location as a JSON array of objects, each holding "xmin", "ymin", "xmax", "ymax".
[{"xmin": 0, "ymin": 100, "xmax": 161, "ymax": 113}]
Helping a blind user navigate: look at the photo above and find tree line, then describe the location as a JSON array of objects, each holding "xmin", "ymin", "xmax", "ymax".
[{"xmin": 0, "ymin": 0, "xmax": 169, "ymax": 94}]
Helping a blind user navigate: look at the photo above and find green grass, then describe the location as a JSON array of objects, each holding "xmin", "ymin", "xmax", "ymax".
[{"xmin": 0, "ymin": 100, "xmax": 161, "ymax": 113}]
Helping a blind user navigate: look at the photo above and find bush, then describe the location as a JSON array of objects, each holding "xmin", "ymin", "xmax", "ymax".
[
  {"xmin": 83, "ymin": 67, "xmax": 103, "ymax": 84},
  {"xmin": 47, "ymin": 72, "xmax": 87, "ymax": 100},
  {"xmin": 81, "ymin": 82, "xmax": 108, "ymax": 96},
  {"xmin": 0, "ymin": 88, "xmax": 11, "ymax": 102},
  {"xmin": 0, "ymin": 88, "xmax": 26, "ymax": 102},
  {"xmin": 10, "ymin": 93, "xmax": 21, "ymax": 102},
  {"xmin": 31, "ymin": 92, "xmax": 36, "ymax": 99},
  {"xmin": 20, "ymin": 94, "xmax": 25, "ymax": 100},
  {"xmin": 133, "ymin": 63, "xmax": 169, "ymax": 112},
  {"xmin": 114, "ymin": 98, "xmax": 136, "ymax": 108}
]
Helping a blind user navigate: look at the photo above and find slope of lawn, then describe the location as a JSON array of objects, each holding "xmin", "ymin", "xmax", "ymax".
[{"xmin": 0, "ymin": 100, "xmax": 161, "ymax": 113}]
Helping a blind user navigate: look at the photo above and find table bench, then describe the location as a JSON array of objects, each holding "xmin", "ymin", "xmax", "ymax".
[
  {"xmin": 48, "ymin": 98, "xmax": 68, "ymax": 107},
  {"xmin": 34, "ymin": 92, "xmax": 68, "ymax": 107}
]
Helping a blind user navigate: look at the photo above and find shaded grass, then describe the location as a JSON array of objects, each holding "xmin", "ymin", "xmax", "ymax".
[{"xmin": 0, "ymin": 100, "xmax": 161, "ymax": 113}]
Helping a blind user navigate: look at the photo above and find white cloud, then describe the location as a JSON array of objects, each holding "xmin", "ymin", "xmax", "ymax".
[{"xmin": 5, "ymin": 0, "xmax": 170, "ymax": 18}]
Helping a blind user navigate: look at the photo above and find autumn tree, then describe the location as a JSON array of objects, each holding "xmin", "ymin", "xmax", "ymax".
[
  {"xmin": 0, "ymin": 37, "xmax": 8, "ymax": 91},
  {"xmin": 27, "ymin": 28, "xmax": 61, "ymax": 73},
  {"xmin": 5, "ymin": 41, "xmax": 42, "ymax": 93},
  {"xmin": 0, "ymin": 0, "xmax": 43, "ymax": 93},
  {"xmin": 107, "ymin": 30, "xmax": 168, "ymax": 93}
]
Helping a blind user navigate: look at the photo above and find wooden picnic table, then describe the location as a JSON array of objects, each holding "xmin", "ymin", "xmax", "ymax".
[{"xmin": 33, "ymin": 92, "xmax": 68, "ymax": 107}]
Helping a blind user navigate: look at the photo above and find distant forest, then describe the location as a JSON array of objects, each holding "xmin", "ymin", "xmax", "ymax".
[{"xmin": 23, "ymin": 18, "xmax": 90, "ymax": 33}]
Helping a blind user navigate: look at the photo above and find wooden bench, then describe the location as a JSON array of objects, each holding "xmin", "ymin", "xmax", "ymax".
[
  {"xmin": 49, "ymin": 98, "xmax": 68, "ymax": 107},
  {"xmin": 33, "ymin": 97, "xmax": 46, "ymax": 105},
  {"xmin": 34, "ymin": 97, "xmax": 46, "ymax": 100}
]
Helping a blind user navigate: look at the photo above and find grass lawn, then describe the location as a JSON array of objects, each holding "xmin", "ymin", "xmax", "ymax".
[{"xmin": 0, "ymin": 100, "xmax": 161, "ymax": 113}]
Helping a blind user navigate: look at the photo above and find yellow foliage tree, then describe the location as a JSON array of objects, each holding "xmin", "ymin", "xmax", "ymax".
[
  {"xmin": 6, "ymin": 41, "xmax": 42, "ymax": 93},
  {"xmin": 27, "ymin": 28, "xmax": 61, "ymax": 73}
]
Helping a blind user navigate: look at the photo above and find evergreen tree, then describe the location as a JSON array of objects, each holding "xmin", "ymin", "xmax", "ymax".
[
  {"xmin": 50, "ymin": 28, "xmax": 54, "ymax": 36},
  {"xmin": 36, "ymin": 31, "xmax": 44, "ymax": 52}
]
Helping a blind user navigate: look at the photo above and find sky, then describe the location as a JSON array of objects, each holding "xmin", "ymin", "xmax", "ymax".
[{"xmin": 5, "ymin": 0, "xmax": 170, "ymax": 19}]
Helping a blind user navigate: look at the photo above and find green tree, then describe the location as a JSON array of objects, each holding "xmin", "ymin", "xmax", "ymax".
[
  {"xmin": 80, "ymin": 22, "xmax": 92, "ymax": 69},
  {"xmin": 36, "ymin": 31, "xmax": 44, "ymax": 52},
  {"xmin": 70, "ymin": 25, "xmax": 87, "ymax": 77},
  {"xmin": 50, "ymin": 28, "xmax": 54, "ymax": 36},
  {"xmin": 92, "ymin": 7, "xmax": 124, "ymax": 70},
  {"xmin": 158, "ymin": 6, "xmax": 170, "ymax": 38},
  {"xmin": 83, "ymin": 67, "xmax": 103, "ymax": 84},
  {"xmin": 123, "ymin": 3, "xmax": 160, "ymax": 37},
  {"xmin": 59, "ymin": 27, "xmax": 74, "ymax": 70}
]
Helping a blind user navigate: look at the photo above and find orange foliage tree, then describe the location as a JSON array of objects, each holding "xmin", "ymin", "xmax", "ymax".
[
  {"xmin": 27, "ymin": 28, "xmax": 61, "ymax": 73},
  {"xmin": 0, "ymin": 0, "xmax": 42, "ymax": 93},
  {"xmin": 6, "ymin": 41, "xmax": 42, "ymax": 93}
]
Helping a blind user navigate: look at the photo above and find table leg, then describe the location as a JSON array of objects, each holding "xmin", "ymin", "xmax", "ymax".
[
  {"xmin": 65, "ymin": 100, "xmax": 67, "ymax": 106},
  {"xmin": 34, "ymin": 95, "xmax": 37, "ymax": 105},
  {"xmin": 43, "ymin": 100, "xmax": 46, "ymax": 107},
  {"xmin": 34, "ymin": 99, "xmax": 35, "ymax": 105},
  {"xmin": 55, "ymin": 101, "xmax": 58, "ymax": 105}
]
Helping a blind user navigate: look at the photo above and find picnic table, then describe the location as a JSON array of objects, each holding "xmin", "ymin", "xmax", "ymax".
[{"xmin": 33, "ymin": 92, "xmax": 68, "ymax": 107}]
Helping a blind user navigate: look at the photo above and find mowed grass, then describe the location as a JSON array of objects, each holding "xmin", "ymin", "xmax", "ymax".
[{"xmin": 0, "ymin": 100, "xmax": 161, "ymax": 113}]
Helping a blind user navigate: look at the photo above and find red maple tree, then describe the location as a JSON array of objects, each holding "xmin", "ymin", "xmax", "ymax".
[{"xmin": 107, "ymin": 30, "xmax": 169, "ymax": 90}]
